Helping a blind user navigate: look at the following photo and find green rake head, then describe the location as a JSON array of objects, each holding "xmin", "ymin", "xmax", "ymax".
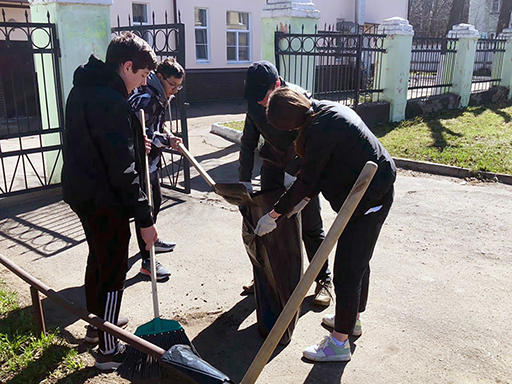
[{"xmin": 134, "ymin": 318, "xmax": 183, "ymax": 337}]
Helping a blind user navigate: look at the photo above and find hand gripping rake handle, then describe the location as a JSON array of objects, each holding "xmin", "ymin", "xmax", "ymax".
[
  {"xmin": 140, "ymin": 110, "xmax": 160, "ymax": 321},
  {"xmin": 240, "ymin": 161, "xmax": 378, "ymax": 384}
]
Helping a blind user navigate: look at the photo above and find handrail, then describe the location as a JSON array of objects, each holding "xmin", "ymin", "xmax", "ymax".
[{"xmin": 0, "ymin": 254, "xmax": 165, "ymax": 360}]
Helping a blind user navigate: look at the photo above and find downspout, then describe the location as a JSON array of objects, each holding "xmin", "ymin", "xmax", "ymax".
[{"xmin": 355, "ymin": 0, "xmax": 366, "ymax": 27}]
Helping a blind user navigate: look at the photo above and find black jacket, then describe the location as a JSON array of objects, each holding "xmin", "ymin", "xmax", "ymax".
[
  {"xmin": 62, "ymin": 55, "xmax": 153, "ymax": 227},
  {"xmin": 238, "ymin": 80, "xmax": 310, "ymax": 181},
  {"xmin": 129, "ymin": 72, "xmax": 171, "ymax": 174},
  {"xmin": 274, "ymin": 100, "xmax": 396, "ymax": 215}
]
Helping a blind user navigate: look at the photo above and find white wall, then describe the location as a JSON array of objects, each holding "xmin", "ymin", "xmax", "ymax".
[
  {"xmin": 469, "ymin": 0, "xmax": 500, "ymax": 36},
  {"xmin": 109, "ymin": 0, "xmax": 407, "ymax": 70},
  {"xmin": 365, "ymin": 0, "xmax": 408, "ymax": 24},
  {"xmin": 178, "ymin": 0, "xmax": 265, "ymax": 69},
  {"xmin": 314, "ymin": 0, "xmax": 407, "ymax": 30},
  {"xmin": 112, "ymin": 0, "xmax": 175, "ymax": 27}
]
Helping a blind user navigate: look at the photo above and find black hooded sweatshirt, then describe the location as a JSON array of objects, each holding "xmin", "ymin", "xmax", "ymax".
[
  {"xmin": 62, "ymin": 55, "xmax": 153, "ymax": 228},
  {"xmin": 274, "ymin": 100, "xmax": 396, "ymax": 216}
]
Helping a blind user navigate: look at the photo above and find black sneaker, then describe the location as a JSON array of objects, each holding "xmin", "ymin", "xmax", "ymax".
[
  {"xmin": 85, "ymin": 317, "xmax": 129, "ymax": 344},
  {"xmin": 154, "ymin": 239, "xmax": 176, "ymax": 253},
  {"xmin": 95, "ymin": 343, "xmax": 126, "ymax": 371},
  {"xmin": 140, "ymin": 259, "xmax": 171, "ymax": 281}
]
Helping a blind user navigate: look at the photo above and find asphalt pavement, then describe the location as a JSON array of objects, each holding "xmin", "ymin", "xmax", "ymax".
[{"xmin": 0, "ymin": 100, "xmax": 511, "ymax": 383}]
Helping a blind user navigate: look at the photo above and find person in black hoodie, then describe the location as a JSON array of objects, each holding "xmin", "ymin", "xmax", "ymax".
[
  {"xmin": 129, "ymin": 58, "xmax": 184, "ymax": 281},
  {"xmin": 256, "ymin": 87, "xmax": 396, "ymax": 363},
  {"xmin": 62, "ymin": 32, "xmax": 158, "ymax": 370},
  {"xmin": 239, "ymin": 61, "xmax": 332, "ymax": 306}
]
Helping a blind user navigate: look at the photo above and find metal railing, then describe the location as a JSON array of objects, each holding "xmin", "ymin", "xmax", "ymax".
[
  {"xmin": 471, "ymin": 38, "xmax": 506, "ymax": 93},
  {"xmin": 408, "ymin": 36, "xmax": 458, "ymax": 100},
  {"xmin": 275, "ymin": 25, "xmax": 386, "ymax": 109}
]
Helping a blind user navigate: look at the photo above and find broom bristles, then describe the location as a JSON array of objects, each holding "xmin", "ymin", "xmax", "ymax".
[{"xmin": 117, "ymin": 328, "xmax": 194, "ymax": 381}]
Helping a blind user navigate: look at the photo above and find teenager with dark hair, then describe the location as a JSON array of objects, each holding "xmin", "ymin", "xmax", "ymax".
[
  {"xmin": 129, "ymin": 58, "xmax": 185, "ymax": 281},
  {"xmin": 239, "ymin": 61, "xmax": 333, "ymax": 306},
  {"xmin": 62, "ymin": 32, "xmax": 158, "ymax": 370},
  {"xmin": 258, "ymin": 87, "xmax": 396, "ymax": 362}
]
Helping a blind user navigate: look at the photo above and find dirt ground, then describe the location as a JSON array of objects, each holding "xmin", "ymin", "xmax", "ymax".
[{"xmin": 0, "ymin": 100, "xmax": 511, "ymax": 384}]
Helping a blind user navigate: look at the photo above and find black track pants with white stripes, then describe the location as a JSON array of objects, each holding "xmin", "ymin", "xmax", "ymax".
[{"xmin": 79, "ymin": 206, "xmax": 130, "ymax": 354}]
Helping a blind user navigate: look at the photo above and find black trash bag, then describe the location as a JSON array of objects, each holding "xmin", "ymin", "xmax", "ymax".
[
  {"xmin": 160, "ymin": 344, "xmax": 234, "ymax": 384},
  {"xmin": 240, "ymin": 187, "xmax": 303, "ymax": 346}
]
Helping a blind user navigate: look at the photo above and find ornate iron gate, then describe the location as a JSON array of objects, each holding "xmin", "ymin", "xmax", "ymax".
[
  {"xmin": 274, "ymin": 25, "xmax": 386, "ymax": 108},
  {"xmin": 112, "ymin": 13, "xmax": 190, "ymax": 193},
  {"xmin": 0, "ymin": 11, "xmax": 64, "ymax": 197}
]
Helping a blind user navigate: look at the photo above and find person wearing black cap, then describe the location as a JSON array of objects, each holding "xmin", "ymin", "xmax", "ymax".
[{"xmin": 239, "ymin": 60, "xmax": 333, "ymax": 306}]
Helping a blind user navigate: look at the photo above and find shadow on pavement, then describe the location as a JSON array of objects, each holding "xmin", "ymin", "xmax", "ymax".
[
  {"xmin": 0, "ymin": 186, "xmax": 186, "ymax": 259},
  {"xmin": 186, "ymin": 99, "xmax": 247, "ymax": 119},
  {"xmin": 190, "ymin": 292, "xmax": 329, "ymax": 383},
  {"xmin": 190, "ymin": 295, "xmax": 289, "ymax": 382},
  {"xmin": 0, "ymin": 188, "xmax": 85, "ymax": 258}
]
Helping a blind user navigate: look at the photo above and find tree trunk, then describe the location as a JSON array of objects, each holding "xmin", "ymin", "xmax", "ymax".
[
  {"xmin": 446, "ymin": 0, "xmax": 470, "ymax": 35},
  {"xmin": 497, "ymin": 0, "xmax": 512, "ymax": 36}
]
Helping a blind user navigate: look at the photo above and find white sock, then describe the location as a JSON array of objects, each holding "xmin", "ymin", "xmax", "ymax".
[{"xmin": 330, "ymin": 334, "xmax": 347, "ymax": 347}]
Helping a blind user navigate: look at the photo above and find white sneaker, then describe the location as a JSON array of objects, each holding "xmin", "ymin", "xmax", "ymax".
[{"xmin": 303, "ymin": 335, "xmax": 351, "ymax": 362}]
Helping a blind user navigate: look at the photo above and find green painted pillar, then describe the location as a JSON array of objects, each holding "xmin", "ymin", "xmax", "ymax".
[
  {"xmin": 448, "ymin": 24, "xmax": 480, "ymax": 108},
  {"xmin": 261, "ymin": 0, "xmax": 320, "ymax": 92},
  {"xmin": 498, "ymin": 28, "xmax": 512, "ymax": 99},
  {"xmin": 378, "ymin": 17, "xmax": 414, "ymax": 122},
  {"xmin": 29, "ymin": 0, "xmax": 112, "ymax": 183}
]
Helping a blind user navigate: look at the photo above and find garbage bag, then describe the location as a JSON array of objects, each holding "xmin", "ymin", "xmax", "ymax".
[
  {"xmin": 160, "ymin": 344, "xmax": 234, "ymax": 384},
  {"xmin": 240, "ymin": 187, "xmax": 303, "ymax": 346}
]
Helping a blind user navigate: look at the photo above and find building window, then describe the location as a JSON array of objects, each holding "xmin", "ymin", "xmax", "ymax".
[
  {"xmin": 226, "ymin": 11, "xmax": 250, "ymax": 62},
  {"xmin": 133, "ymin": 3, "xmax": 149, "ymax": 24},
  {"xmin": 491, "ymin": 0, "xmax": 500, "ymax": 13},
  {"xmin": 195, "ymin": 8, "xmax": 209, "ymax": 62}
]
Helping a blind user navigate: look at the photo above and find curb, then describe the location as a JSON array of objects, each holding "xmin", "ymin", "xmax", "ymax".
[
  {"xmin": 211, "ymin": 123, "xmax": 512, "ymax": 186},
  {"xmin": 211, "ymin": 123, "xmax": 243, "ymax": 144},
  {"xmin": 394, "ymin": 158, "xmax": 512, "ymax": 185}
]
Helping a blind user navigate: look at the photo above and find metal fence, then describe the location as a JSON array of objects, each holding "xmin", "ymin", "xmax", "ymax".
[
  {"xmin": 408, "ymin": 36, "xmax": 458, "ymax": 100},
  {"xmin": 0, "ymin": 10, "xmax": 64, "ymax": 197},
  {"xmin": 112, "ymin": 12, "xmax": 190, "ymax": 194},
  {"xmin": 275, "ymin": 25, "xmax": 386, "ymax": 108},
  {"xmin": 471, "ymin": 38, "xmax": 506, "ymax": 93}
]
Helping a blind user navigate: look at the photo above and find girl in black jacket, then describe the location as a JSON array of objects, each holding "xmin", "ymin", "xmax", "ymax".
[{"xmin": 255, "ymin": 87, "xmax": 396, "ymax": 362}]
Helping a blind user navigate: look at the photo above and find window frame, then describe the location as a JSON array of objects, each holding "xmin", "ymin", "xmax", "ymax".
[
  {"xmin": 226, "ymin": 11, "xmax": 251, "ymax": 64},
  {"xmin": 491, "ymin": 0, "xmax": 500, "ymax": 14},
  {"xmin": 132, "ymin": 2, "xmax": 150, "ymax": 25},
  {"xmin": 194, "ymin": 7, "xmax": 210, "ymax": 63}
]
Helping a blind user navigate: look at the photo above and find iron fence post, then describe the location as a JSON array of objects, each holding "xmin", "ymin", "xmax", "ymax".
[
  {"xmin": 30, "ymin": 286, "xmax": 46, "ymax": 336},
  {"xmin": 354, "ymin": 32, "xmax": 363, "ymax": 109}
]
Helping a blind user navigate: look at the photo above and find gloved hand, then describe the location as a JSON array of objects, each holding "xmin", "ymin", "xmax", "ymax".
[
  {"xmin": 254, "ymin": 213, "xmax": 278, "ymax": 236},
  {"xmin": 286, "ymin": 197, "xmax": 310, "ymax": 218},
  {"xmin": 283, "ymin": 172, "xmax": 297, "ymax": 189},
  {"xmin": 241, "ymin": 181, "xmax": 253, "ymax": 194}
]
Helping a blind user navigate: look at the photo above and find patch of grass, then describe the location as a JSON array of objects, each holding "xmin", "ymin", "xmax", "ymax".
[
  {"xmin": 372, "ymin": 105, "xmax": 512, "ymax": 174},
  {"xmin": 0, "ymin": 280, "xmax": 84, "ymax": 383},
  {"xmin": 220, "ymin": 105, "xmax": 512, "ymax": 175},
  {"xmin": 221, "ymin": 120, "xmax": 244, "ymax": 131}
]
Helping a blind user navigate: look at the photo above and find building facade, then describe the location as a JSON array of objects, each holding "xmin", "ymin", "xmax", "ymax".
[{"xmin": 1, "ymin": 0, "xmax": 408, "ymax": 101}]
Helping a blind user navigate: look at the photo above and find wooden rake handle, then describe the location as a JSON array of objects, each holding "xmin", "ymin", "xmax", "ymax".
[
  {"xmin": 177, "ymin": 142, "xmax": 216, "ymax": 189},
  {"xmin": 139, "ymin": 110, "xmax": 160, "ymax": 320},
  {"xmin": 240, "ymin": 161, "xmax": 378, "ymax": 384}
]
